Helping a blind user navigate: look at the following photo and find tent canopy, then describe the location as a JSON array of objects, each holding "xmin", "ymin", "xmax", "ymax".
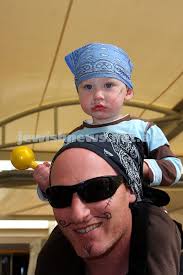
[{"xmin": 0, "ymin": 0, "xmax": 183, "ymax": 224}]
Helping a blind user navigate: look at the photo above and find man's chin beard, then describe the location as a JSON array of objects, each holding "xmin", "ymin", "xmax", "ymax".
[
  {"xmin": 74, "ymin": 242, "xmax": 106, "ymax": 259},
  {"xmin": 76, "ymin": 243, "xmax": 112, "ymax": 260},
  {"xmin": 78, "ymin": 232, "xmax": 125, "ymax": 261},
  {"xmin": 83, "ymin": 244, "xmax": 114, "ymax": 260}
]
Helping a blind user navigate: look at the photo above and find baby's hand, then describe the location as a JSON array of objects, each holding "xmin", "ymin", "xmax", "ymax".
[{"xmin": 33, "ymin": 162, "xmax": 51, "ymax": 193}]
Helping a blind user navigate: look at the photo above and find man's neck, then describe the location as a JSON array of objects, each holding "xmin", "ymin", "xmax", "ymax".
[{"xmin": 84, "ymin": 229, "xmax": 131, "ymax": 275}]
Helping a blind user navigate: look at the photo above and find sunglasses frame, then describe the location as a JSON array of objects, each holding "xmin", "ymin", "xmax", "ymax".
[{"xmin": 46, "ymin": 175, "xmax": 123, "ymax": 208}]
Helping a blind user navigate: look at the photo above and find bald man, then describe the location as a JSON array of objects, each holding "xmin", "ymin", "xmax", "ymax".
[{"xmin": 36, "ymin": 134, "xmax": 181, "ymax": 275}]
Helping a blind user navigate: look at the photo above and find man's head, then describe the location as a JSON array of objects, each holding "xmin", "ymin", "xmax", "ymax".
[
  {"xmin": 46, "ymin": 133, "xmax": 143, "ymax": 259},
  {"xmin": 65, "ymin": 43, "xmax": 134, "ymax": 124}
]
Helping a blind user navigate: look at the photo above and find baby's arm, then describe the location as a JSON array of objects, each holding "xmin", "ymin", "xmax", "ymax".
[
  {"xmin": 144, "ymin": 124, "xmax": 182, "ymax": 186},
  {"xmin": 143, "ymin": 161, "xmax": 150, "ymax": 179},
  {"xmin": 34, "ymin": 127, "xmax": 78, "ymax": 201},
  {"xmin": 33, "ymin": 162, "xmax": 50, "ymax": 200}
]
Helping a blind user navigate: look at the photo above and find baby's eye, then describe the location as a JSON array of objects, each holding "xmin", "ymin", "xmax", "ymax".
[
  {"xmin": 83, "ymin": 84, "xmax": 93, "ymax": 90},
  {"xmin": 105, "ymin": 82, "xmax": 113, "ymax": 88}
]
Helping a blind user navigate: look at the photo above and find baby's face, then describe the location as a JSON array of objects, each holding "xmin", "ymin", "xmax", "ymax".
[{"xmin": 78, "ymin": 77, "xmax": 133, "ymax": 124}]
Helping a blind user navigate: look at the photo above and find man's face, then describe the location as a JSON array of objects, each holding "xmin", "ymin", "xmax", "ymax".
[
  {"xmin": 50, "ymin": 148, "xmax": 136, "ymax": 259},
  {"xmin": 78, "ymin": 77, "xmax": 133, "ymax": 124}
]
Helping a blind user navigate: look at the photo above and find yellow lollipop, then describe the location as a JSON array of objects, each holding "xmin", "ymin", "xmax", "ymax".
[{"xmin": 11, "ymin": 146, "xmax": 38, "ymax": 170}]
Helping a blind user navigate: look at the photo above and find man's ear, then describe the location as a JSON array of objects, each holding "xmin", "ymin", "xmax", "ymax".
[
  {"xmin": 128, "ymin": 189, "xmax": 136, "ymax": 203},
  {"xmin": 125, "ymin": 89, "xmax": 134, "ymax": 101}
]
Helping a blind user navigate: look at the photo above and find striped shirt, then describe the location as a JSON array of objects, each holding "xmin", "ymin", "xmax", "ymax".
[{"xmin": 64, "ymin": 115, "xmax": 182, "ymax": 186}]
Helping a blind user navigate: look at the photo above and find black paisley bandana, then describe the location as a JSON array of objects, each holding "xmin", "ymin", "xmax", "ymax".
[
  {"xmin": 50, "ymin": 132, "xmax": 144, "ymax": 202},
  {"xmin": 50, "ymin": 132, "xmax": 170, "ymax": 206}
]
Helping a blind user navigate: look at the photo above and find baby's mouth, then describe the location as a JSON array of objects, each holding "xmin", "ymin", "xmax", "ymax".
[{"xmin": 92, "ymin": 105, "xmax": 106, "ymax": 111}]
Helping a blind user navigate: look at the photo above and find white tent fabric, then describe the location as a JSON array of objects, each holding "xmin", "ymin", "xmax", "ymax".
[{"xmin": 0, "ymin": 0, "xmax": 183, "ymax": 226}]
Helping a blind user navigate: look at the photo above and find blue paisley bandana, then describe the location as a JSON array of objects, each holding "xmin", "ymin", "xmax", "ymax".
[{"xmin": 65, "ymin": 43, "xmax": 134, "ymax": 89}]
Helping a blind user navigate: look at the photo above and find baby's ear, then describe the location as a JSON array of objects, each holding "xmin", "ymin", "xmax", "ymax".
[{"xmin": 125, "ymin": 89, "xmax": 134, "ymax": 100}]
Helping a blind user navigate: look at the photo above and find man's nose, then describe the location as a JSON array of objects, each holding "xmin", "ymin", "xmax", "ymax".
[{"xmin": 70, "ymin": 193, "xmax": 91, "ymax": 223}]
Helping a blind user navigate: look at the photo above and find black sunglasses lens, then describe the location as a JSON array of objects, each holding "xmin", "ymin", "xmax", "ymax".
[
  {"xmin": 46, "ymin": 176, "xmax": 122, "ymax": 208},
  {"xmin": 79, "ymin": 176, "xmax": 122, "ymax": 203},
  {"xmin": 46, "ymin": 187, "xmax": 72, "ymax": 208}
]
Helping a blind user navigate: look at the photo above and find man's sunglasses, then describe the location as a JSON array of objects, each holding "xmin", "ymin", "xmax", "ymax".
[{"xmin": 46, "ymin": 175, "xmax": 123, "ymax": 208}]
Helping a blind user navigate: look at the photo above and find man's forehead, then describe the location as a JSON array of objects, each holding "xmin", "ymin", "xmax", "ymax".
[
  {"xmin": 52, "ymin": 148, "xmax": 117, "ymax": 173},
  {"xmin": 50, "ymin": 148, "xmax": 117, "ymax": 184},
  {"xmin": 53, "ymin": 147, "xmax": 109, "ymax": 164}
]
